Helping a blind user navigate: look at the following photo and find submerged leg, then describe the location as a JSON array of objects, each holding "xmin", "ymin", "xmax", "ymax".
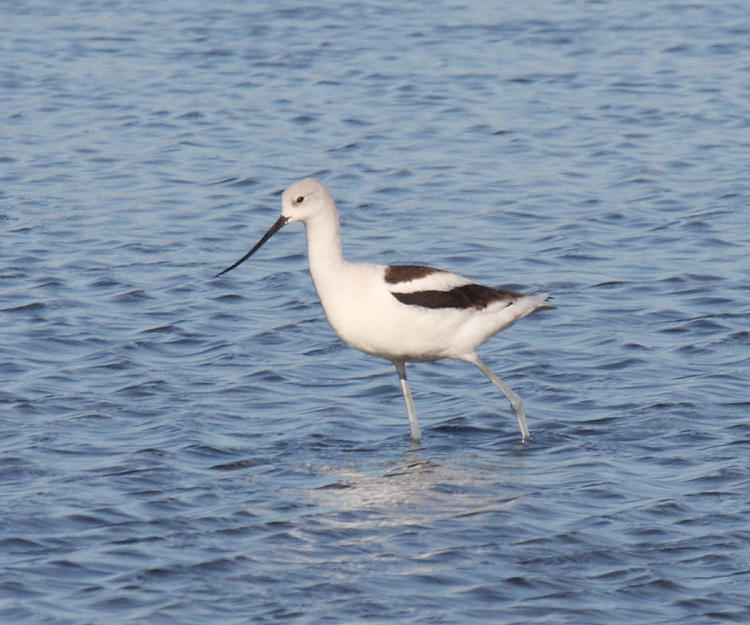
[
  {"xmin": 393, "ymin": 361, "xmax": 422, "ymax": 443},
  {"xmin": 468, "ymin": 354, "xmax": 530, "ymax": 441}
]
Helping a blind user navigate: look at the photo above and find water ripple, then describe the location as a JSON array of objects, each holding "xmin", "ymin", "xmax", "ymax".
[{"xmin": 2, "ymin": 1, "xmax": 750, "ymax": 624}]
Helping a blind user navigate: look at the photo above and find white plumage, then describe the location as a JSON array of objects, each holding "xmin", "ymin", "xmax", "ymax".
[{"xmin": 216, "ymin": 178, "xmax": 552, "ymax": 443}]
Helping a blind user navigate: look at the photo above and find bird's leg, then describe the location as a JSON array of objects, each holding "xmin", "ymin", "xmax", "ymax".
[
  {"xmin": 393, "ymin": 361, "xmax": 422, "ymax": 443},
  {"xmin": 469, "ymin": 355, "xmax": 530, "ymax": 441}
]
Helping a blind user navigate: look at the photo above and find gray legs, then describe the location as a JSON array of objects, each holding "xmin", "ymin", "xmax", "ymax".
[
  {"xmin": 468, "ymin": 354, "xmax": 530, "ymax": 441},
  {"xmin": 393, "ymin": 356, "xmax": 529, "ymax": 443},
  {"xmin": 393, "ymin": 361, "xmax": 421, "ymax": 443}
]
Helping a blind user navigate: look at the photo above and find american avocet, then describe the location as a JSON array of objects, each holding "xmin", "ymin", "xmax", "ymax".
[{"xmin": 216, "ymin": 178, "xmax": 552, "ymax": 443}]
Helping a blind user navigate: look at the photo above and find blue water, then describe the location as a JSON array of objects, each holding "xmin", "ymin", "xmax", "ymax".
[{"xmin": 2, "ymin": 1, "xmax": 749, "ymax": 623}]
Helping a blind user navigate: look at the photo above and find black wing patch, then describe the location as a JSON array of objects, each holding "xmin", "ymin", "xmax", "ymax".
[
  {"xmin": 384, "ymin": 264, "xmax": 440, "ymax": 284},
  {"xmin": 391, "ymin": 284, "xmax": 521, "ymax": 310}
]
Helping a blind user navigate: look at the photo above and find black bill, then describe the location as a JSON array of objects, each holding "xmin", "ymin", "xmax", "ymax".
[{"xmin": 214, "ymin": 215, "xmax": 289, "ymax": 278}]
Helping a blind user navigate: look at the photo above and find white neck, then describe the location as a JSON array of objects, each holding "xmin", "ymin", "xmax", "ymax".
[{"xmin": 303, "ymin": 209, "xmax": 346, "ymax": 298}]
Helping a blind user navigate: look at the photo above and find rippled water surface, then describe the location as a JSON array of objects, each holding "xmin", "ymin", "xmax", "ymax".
[{"xmin": 2, "ymin": 1, "xmax": 750, "ymax": 623}]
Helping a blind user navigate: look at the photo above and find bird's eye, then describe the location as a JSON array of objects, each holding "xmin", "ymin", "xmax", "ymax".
[{"xmin": 295, "ymin": 195, "xmax": 305, "ymax": 203}]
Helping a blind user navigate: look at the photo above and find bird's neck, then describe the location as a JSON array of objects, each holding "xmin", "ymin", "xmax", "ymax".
[{"xmin": 304, "ymin": 210, "xmax": 346, "ymax": 292}]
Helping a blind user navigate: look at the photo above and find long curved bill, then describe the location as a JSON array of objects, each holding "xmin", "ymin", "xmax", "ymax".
[{"xmin": 214, "ymin": 215, "xmax": 289, "ymax": 278}]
